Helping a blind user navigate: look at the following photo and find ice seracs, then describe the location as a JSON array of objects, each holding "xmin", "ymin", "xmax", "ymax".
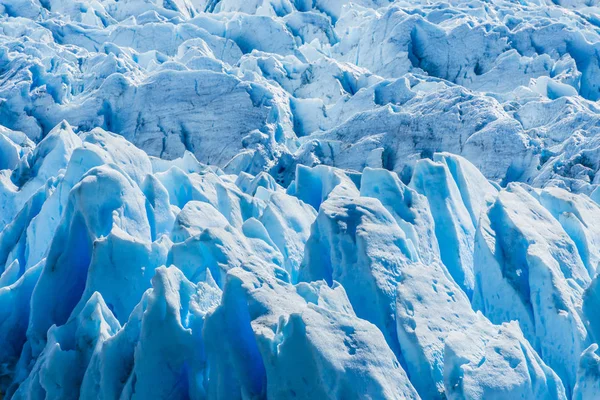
[
  {"xmin": 4, "ymin": 0, "xmax": 600, "ymax": 190},
  {"xmin": 472, "ymin": 183, "xmax": 592, "ymax": 395},
  {"xmin": 1, "ymin": 118, "xmax": 600, "ymax": 399},
  {"xmin": 3, "ymin": 0, "xmax": 600, "ymax": 398}
]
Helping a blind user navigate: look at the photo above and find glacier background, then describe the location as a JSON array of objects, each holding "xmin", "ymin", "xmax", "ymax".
[{"xmin": 3, "ymin": 0, "xmax": 600, "ymax": 398}]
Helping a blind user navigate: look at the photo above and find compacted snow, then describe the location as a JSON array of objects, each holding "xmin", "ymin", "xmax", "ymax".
[{"xmin": 3, "ymin": 0, "xmax": 600, "ymax": 399}]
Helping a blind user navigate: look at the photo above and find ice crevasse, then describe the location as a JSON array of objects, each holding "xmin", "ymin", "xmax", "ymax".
[{"xmin": 3, "ymin": 0, "xmax": 600, "ymax": 399}]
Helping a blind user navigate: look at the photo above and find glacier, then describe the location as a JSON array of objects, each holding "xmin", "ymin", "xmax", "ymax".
[{"xmin": 3, "ymin": 0, "xmax": 600, "ymax": 399}]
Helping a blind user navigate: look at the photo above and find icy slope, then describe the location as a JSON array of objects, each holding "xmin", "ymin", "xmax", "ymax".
[{"xmin": 4, "ymin": 0, "xmax": 600, "ymax": 399}]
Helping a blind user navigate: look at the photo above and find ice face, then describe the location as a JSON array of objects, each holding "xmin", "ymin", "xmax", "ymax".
[
  {"xmin": 0, "ymin": 121, "xmax": 592, "ymax": 399},
  {"xmin": 472, "ymin": 183, "xmax": 591, "ymax": 396},
  {"xmin": 3, "ymin": 0, "xmax": 600, "ymax": 399}
]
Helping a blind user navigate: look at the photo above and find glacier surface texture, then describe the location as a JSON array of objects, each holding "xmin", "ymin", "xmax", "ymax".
[{"xmin": 4, "ymin": 0, "xmax": 600, "ymax": 399}]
